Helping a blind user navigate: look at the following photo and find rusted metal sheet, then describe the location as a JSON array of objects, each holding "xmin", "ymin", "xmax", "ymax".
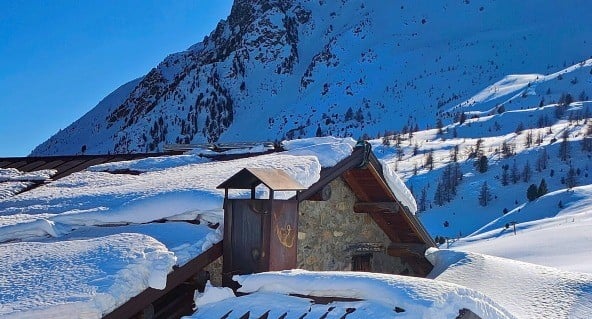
[
  {"xmin": 223, "ymin": 199, "xmax": 299, "ymax": 287},
  {"xmin": 223, "ymin": 199, "xmax": 267, "ymax": 288},
  {"xmin": 269, "ymin": 200, "xmax": 299, "ymax": 271},
  {"xmin": 103, "ymin": 242, "xmax": 222, "ymax": 319},
  {"xmin": 217, "ymin": 168, "xmax": 306, "ymax": 192}
]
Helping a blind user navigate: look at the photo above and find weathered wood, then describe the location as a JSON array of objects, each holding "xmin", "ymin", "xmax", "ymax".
[
  {"xmin": 353, "ymin": 202, "xmax": 400, "ymax": 214},
  {"xmin": 307, "ymin": 184, "xmax": 332, "ymax": 201},
  {"xmin": 103, "ymin": 242, "xmax": 222, "ymax": 319},
  {"xmin": 223, "ymin": 199, "xmax": 299, "ymax": 288},
  {"xmin": 387, "ymin": 243, "xmax": 428, "ymax": 257},
  {"xmin": 368, "ymin": 212, "xmax": 402, "ymax": 243},
  {"xmin": 352, "ymin": 253, "xmax": 373, "ymax": 272}
]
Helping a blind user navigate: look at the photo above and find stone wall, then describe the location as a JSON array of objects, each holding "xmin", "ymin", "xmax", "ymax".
[
  {"xmin": 203, "ymin": 256, "xmax": 223, "ymax": 286},
  {"xmin": 297, "ymin": 178, "xmax": 409, "ymax": 274}
]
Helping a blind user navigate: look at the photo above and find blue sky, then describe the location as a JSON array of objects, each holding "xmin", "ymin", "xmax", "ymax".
[{"xmin": 0, "ymin": 0, "xmax": 233, "ymax": 157}]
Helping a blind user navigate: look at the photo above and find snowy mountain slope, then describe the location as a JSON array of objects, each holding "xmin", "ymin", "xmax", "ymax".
[
  {"xmin": 452, "ymin": 185, "xmax": 592, "ymax": 273},
  {"xmin": 368, "ymin": 59, "xmax": 592, "ymax": 273},
  {"xmin": 427, "ymin": 249, "xmax": 592, "ymax": 319},
  {"xmin": 31, "ymin": 0, "xmax": 592, "ymax": 155}
]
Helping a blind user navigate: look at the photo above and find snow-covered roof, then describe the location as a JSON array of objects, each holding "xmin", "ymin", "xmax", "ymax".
[
  {"xmin": 3, "ymin": 137, "xmax": 388, "ymax": 317},
  {"xmin": 189, "ymin": 247, "xmax": 592, "ymax": 319},
  {"xmin": 189, "ymin": 270, "xmax": 514, "ymax": 319}
]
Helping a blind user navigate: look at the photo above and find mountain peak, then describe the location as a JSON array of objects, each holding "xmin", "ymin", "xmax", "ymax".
[{"xmin": 31, "ymin": 0, "xmax": 592, "ymax": 156}]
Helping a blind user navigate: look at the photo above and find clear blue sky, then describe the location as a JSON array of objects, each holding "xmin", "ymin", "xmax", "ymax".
[{"xmin": 0, "ymin": 0, "xmax": 233, "ymax": 157}]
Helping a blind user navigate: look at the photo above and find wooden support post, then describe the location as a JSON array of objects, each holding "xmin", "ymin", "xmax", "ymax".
[{"xmin": 386, "ymin": 243, "xmax": 428, "ymax": 257}]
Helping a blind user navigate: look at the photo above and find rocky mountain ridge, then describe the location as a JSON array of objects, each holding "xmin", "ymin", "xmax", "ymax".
[{"xmin": 32, "ymin": 0, "xmax": 592, "ymax": 155}]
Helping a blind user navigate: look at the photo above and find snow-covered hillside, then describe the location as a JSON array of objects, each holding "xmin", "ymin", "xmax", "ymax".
[
  {"xmin": 31, "ymin": 0, "xmax": 592, "ymax": 155},
  {"xmin": 370, "ymin": 59, "xmax": 592, "ymax": 273}
]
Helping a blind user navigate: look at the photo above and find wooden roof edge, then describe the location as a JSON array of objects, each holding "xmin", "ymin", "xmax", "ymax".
[
  {"xmin": 217, "ymin": 167, "xmax": 306, "ymax": 191},
  {"xmin": 365, "ymin": 151, "xmax": 437, "ymax": 247},
  {"xmin": 401, "ymin": 209, "xmax": 437, "ymax": 247},
  {"xmin": 297, "ymin": 141, "xmax": 436, "ymax": 248},
  {"xmin": 102, "ymin": 241, "xmax": 222, "ymax": 319},
  {"xmin": 295, "ymin": 145, "xmax": 368, "ymax": 201},
  {"xmin": 0, "ymin": 151, "xmax": 182, "ymax": 163}
]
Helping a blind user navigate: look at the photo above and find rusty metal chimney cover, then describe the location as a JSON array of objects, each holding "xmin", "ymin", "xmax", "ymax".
[{"xmin": 217, "ymin": 168, "xmax": 306, "ymax": 191}]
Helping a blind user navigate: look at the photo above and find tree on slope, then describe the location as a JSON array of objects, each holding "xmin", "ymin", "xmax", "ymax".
[
  {"xmin": 478, "ymin": 181, "xmax": 493, "ymax": 206},
  {"xmin": 527, "ymin": 184, "xmax": 539, "ymax": 201},
  {"xmin": 475, "ymin": 155, "xmax": 488, "ymax": 173},
  {"xmin": 537, "ymin": 178, "xmax": 548, "ymax": 197},
  {"xmin": 559, "ymin": 130, "xmax": 570, "ymax": 162}
]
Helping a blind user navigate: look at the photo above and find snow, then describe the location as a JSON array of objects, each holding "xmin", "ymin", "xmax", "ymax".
[
  {"xmin": 0, "ymin": 168, "xmax": 56, "ymax": 182},
  {"xmin": 451, "ymin": 185, "xmax": 592, "ymax": 273},
  {"xmin": 0, "ymin": 168, "xmax": 56, "ymax": 200},
  {"xmin": 0, "ymin": 145, "xmax": 336, "ymax": 317},
  {"xmin": 282, "ymin": 136, "xmax": 356, "ymax": 167},
  {"xmin": 428, "ymin": 248, "xmax": 592, "ymax": 319},
  {"xmin": 88, "ymin": 155, "xmax": 210, "ymax": 173},
  {"xmin": 56, "ymin": 222, "xmax": 222, "ymax": 267},
  {"xmin": 192, "ymin": 282, "xmax": 235, "ymax": 308},
  {"xmin": 382, "ymin": 160, "xmax": 418, "ymax": 214},
  {"xmin": 0, "ymin": 153, "xmax": 321, "ymax": 242},
  {"xmin": 188, "ymin": 270, "xmax": 514, "ymax": 319},
  {"xmin": 0, "ymin": 233, "xmax": 175, "ymax": 318}
]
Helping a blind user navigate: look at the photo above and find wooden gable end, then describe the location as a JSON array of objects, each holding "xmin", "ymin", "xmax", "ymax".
[{"xmin": 299, "ymin": 142, "xmax": 435, "ymax": 277}]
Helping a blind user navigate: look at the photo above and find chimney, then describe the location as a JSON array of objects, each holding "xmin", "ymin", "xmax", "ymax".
[{"xmin": 217, "ymin": 168, "xmax": 306, "ymax": 289}]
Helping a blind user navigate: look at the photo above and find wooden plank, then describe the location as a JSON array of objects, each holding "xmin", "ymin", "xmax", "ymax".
[
  {"xmin": 103, "ymin": 242, "xmax": 222, "ymax": 319},
  {"xmin": 353, "ymin": 202, "xmax": 400, "ymax": 214},
  {"xmin": 387, "ymin": 243, "xmax": 427, "ymax": 257},
  {"xmin": 366, "ymin": 162, "xmax": 400, "ymax": 201},
  {"xmin": 368, "ymin": 212, "xmax": 402, "ymax": 243},
  {"xmin": 15, "ymin": 160, "xmax": 47, "ymax": 172}
]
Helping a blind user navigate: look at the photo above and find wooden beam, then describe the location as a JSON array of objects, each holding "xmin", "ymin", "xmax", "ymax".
[
  {"xmin": 368, "ymin": 212, "xmax": 402, "ymax": 243},
  {"xmin": 103, "ymin": 241, "xmax": 222, "ymax": 319},
  {"xmin": 353, "ymin": 202, "xmax": 400, "ymax": 214},
  {"xmin": 387, "ymin": 243, "xmax": 428, "ymax": 257},
  {"xmin": 307, "ymin": 184, "xmax": 332, "ymax": 201}
]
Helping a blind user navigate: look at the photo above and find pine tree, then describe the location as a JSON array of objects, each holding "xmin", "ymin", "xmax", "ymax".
[
  {"xmin": 418, "ymin": 188, "xmax": 428, "ymax": 212},
  {"xmin": 501, "ymin": 165, "xmax": 509, "ymax": 186},
  {"xmin": 475, "ymin": 155, "xmax": 488, "ymax": 173},
  {"xmin": 459, "ymin": 112, "xmax": 467, "ymax": 125},
  {"xmin": 434, "ymin": 182, "xmax": 445, "ymax": 206},
  {"xmin": 526, "ymin": 184, "xmax": 539, "ymax": 201},
  {"xmin": 565, "ymin": 167, "xmax": 577, "ymax": 188},
  {"xmin": 536, "ymin": 148, "xmax": 548, "ymax": 172},
  {"xmin": 501, "ymin": 141, "xmax": 514, "ymax": 158},
  {"xmin": 522, "ymin": 160, "xmax": 531, "ymax": 183},
  {"xmin": 450, "ymin": 145, "xmax": 459, "ymax": 162},
  {"xmin": 559, "ymin": 130, "xmax": 570, "ymax": 161},
  {"xmin": 436, "ymin": 118, "xmax": 444, "ymax": 135},
  {"xmin": 511, "ymin": 161, "xmax": 520, "ymax": 184},
  {"xmin": 478, "ymin": 182, "xmax": 493, "ymax": 206},
  {"xmin": 537, "ymin": 178, "xmax": 548, "ymax": 197},
  {"xmin": 425, "ymin": 150, "xmax": 434, "ymax": 170},
  {"xmin": 315, "ymin": 125, "xmax": 323, "ymax": 137},
  {"xmin": 524, "ymin": 130, "xmax": 533, "ymax": 147}
]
